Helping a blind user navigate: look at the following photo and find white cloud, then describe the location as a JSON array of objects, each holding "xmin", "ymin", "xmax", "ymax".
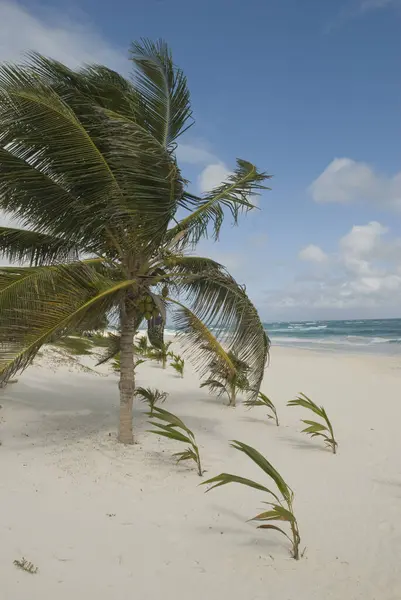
[
  {"xmin": 175, "ymin": 141, "xmax": 233, "ymax": 194},
  {"xmin": 299, "ymin": 244, "xmax": 328, "ymax": 263},
  {"xmin": 264, "ymin": 221, "xmax": 401, "ymax": 317},
  {"xmin": 0, "ymin": 1, "xmax": 126, "ymax": 70},
  {"xmin": 325, "ymin": 0, "xmax": 401, "ymax": 33},
  {"xmin": 198, "ymin": 163, "xmax": 231, "ymax": 193},
  {"xmin": 309, "ymin": 158, "xmax": 401, "ymax": 210},
  {"xmin": 175, "ymin": 143, "xmax": 216, "ymax": 166},
  {"xmin": 358, "ymin": 0, "xmax": 399, "ymax": 13}
]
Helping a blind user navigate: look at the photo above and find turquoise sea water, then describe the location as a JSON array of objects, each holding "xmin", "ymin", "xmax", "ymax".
[
  {"xmin": 159, "ymin": 318, "xmax": 401, "ymax": 355},
  {"xmin": 147, "ymin": 318, "xmax": 401, "ymax": 355},
  {"xmin": 264, "ymin": 318, "xmax": 401, "ymax": 354}
]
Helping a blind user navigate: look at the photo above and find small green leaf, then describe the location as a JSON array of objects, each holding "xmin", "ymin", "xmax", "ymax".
[
  {"xmin": 256, "ymin": 524, "xmax": 292, "ymax": 541},
  {"xmin": 230, "ymin": 440, "xmax": 289, "ymax": 502},
  {"xmin": 301, "ymin": 423, "xmax": 328, "ymax": 434},
  {"xmin": 272, "ymin": 504, "xmax": 295, "ymax": 522},
  {"xmin": 147, "ymin": 427, "xmax": 192, "ymax": 444},
  {"xmin": 201, "ymin": 473, "xmax": 276, "ymax": 497},
  {"xmin": 250, "ymin": 510, "xmax": 282, "ymax": 522}
]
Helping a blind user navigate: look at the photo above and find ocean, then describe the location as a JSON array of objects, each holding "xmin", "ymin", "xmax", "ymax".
[
  {"xmin": 144, "ymin": 318, "xmax": 401, "ymax": 355},
  {"xmin": 264, "ymin": 318, "xmax": 401, "ymax": 354}
]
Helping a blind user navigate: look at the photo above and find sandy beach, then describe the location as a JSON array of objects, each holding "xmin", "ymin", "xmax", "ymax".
[{"xmin": 1, "ymin": 343, "xmax": 401, "ymax": 600}]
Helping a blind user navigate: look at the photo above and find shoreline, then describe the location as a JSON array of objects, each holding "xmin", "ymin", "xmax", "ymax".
[{"xmin": 269, "ymin": 339, "xmax": 401, "ymax": 358}]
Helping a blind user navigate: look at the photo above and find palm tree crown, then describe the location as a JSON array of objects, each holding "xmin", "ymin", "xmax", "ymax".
[{"xmin": 0, "ymin": 39, "xmax": 271, "ymax": 443}]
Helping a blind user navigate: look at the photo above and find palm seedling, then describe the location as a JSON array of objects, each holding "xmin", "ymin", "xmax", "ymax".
[
  {"xmin": 112, "ymin": 354, "xmax": 146, "ymax": 373},
  {"xmin": 287, "ymin": 393, "xmax": 338, "ymax": 454},
  {"xmin": 202, "ymin": 441, "xmax": 301, "ymax": 559},
  {"xmin": 147, "ymin": 341, "xmax": 173, "ymax": 369},
  {"xmin": 135, "ymin": 386, "xmax": 168, "ymax": 416},
  {"xmin": 200, "ymin": 351, "xmax": 250, "ymax": 407},
  {"xmin": 170, "ymin": 353, "xmax": 185, "ymax": 377},
  {"xmin": 134, "ymin": 335, "xmax": 150, "ymax": 357},
  {"xmin": 244, "ymin": 391, "xmax": 279, "ymax": 426},
  {"xmin": 148, "ymin": 406, "xmax": 203, "ymax": 476}
]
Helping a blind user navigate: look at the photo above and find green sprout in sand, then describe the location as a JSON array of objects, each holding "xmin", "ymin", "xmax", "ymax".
[
  {"xmin": 244, "ymin": 391, "xmax": 279, "ymax": 426},
  {"xmin": 200, "ymin": 351, "xmax": 250, "ymax": 407},
  {"xmin": 170, "ymin": 353, "xmax": 185, "ymax": 377},
  {"xmin": 203, "ymin": 441, "xmax": 301, "ymax": 559},
  {"xmin": 148, "ymin": 406, "xmax": 203, "ymax": 476},
  {"xmin": 135, "ymin": 386, "xmax": 168, "ymax": 416},
  {"xmin": 288, "ymin": 393, "xmax": 338, "ymax": 454},
  {"xmin": 147, "ymin": 341, "xmax": 173, "ymax": 369}
]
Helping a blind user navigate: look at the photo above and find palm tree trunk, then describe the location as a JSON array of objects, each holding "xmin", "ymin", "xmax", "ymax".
[
  {"xmin": 228, "ymin": 383, "xmax": 237, "ymax": 407},
  {"xmin": 118, "ymin": 302, "xmax": 136, "ymax": 444}
]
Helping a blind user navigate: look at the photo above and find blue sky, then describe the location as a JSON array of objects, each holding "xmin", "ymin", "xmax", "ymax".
[{"xmin": 0, "ymin": 0, "xmax": 400, "ymax": 320}]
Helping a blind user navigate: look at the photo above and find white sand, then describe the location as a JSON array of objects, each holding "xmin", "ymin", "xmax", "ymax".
[{"xmin": 1, "ymin": 343, "xmax": 401, "ymax": 599}]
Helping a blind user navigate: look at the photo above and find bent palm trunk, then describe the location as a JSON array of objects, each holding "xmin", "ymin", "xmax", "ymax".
[{"xmin": 118, "ymin": 301, "xmax": 136, "ymax": 444}]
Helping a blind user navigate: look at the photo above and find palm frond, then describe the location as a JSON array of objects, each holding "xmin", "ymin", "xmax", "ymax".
[
  {"xmin": 167, "ymin": 159, "xmax": 271, "ymax": 246},
  {"xmin": 0, "ymin": 64, "xmax": 125, "ymax": 249},
  {"xmin": 167, "ymin": 266, "xmax": 269, "ymax": 395},
  {"xmin": 0, "ymin": 261, "xmax": 135, "ymax": 382},
  {"xmin": 0, "ymin": 61, "xmax": 183, "ymax": 254},
  {"xmin": 0, "ymin": 226, "xmax": 79, "ymax": 266},
  {"xmin": 167, "ymin": 298, "xmax": 236, "ymax": 378},
  {"xmin": 129, "ymin": 38, "xmax": 193, "ymax": 148},
  {"xmin": 200, "ymin": 378, "xmax": 229, "ymax": 397},
  {"xmin": 27, "ymin": 54, "xmax": 139, "ymax": 119}
]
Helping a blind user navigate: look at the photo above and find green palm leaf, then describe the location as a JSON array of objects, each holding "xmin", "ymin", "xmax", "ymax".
[
  {"xmin": 230, "ymin": 440, "xmax": 291, "ymax": 502},
  {"xmin": 148, "ymin": 406, "xmax": 203, "ymax": 476},
  {"xmin": 288, "ymin": 393, "xmax": 338, "ymax": 454},
  {"xmin": 203, "ymin": 441, "xmax": 301, "ymax": 559},
  {"xmin": 0, "ymin": 261, "xmax": 135, "ymax": 382},
  {"xmin": 0, "ymin": 226, "xmax": 79, "ymax": 266},
  {"xmin": 129, "ymin": 38, "xmax": 193, "ymax": 148},
  {"xmin": 167, "ymin": 298, "xmax": 236, "ymax": 377},
  {"xmin": 168, "ymin": 159, "xmax": 271, "ymax": 246},
  {"xmin": 167, "ymin": 267, "xmax": 269, "ymax": 395}
]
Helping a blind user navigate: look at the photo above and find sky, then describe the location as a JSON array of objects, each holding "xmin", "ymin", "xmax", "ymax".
[{"xmin": 0, "ymin": 0, "xmax": 400, "ymax": 321}]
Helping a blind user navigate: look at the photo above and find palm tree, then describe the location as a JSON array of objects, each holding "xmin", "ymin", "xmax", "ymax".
[{"xmin": 0, "ymin": 39, "xmax": 270, "ymax": 444}]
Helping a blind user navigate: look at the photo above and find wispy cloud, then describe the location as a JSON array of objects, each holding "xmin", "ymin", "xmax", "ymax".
[
  {"xmin": 264, "ymin": 221, "xmax": 401, "ymax": 319},
  {"xmin": 309, "ymin": 158, "xmax": 401, "ymax": 211},
  {"xmin": 0, "ymin": 0, "xmax": 126, "ymax": 70},
  {"xmin": 325, "ymin": 0, "xmax": 401, "ymax": 33},
  {"xmin": 176, "ymin": 140, "xmax": 231, "ymax": 193}
]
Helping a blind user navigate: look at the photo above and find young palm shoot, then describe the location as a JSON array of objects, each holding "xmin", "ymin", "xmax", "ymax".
[
  {"xmin": 135, "ymin": 387, "xmax": 168, "ymax": 416},
  {"xmin": 134, "ymin": 335, "xmax": 150, "ymax": 357},
  {"xmin": 112, "ymin": 355, "xmax": 146, "ymax": 373},
  {"xmin": 244, "ymin": 391, "xmax": 279, "ymax": 426},
  {"xmin": 148, "ymin": 406, "xmax": 203, "ymax": 476},
  {"xmin": 147, "ymin": 341, "xmax": 173, "ymax": 369},
  {"xmin": 287, "ymin": 393, "xmax": 338, "ymax": 454},
  {"xmin": 202, "ymin": 441, "xmax": 301, "ymax": 559},
  {"xmin": 170, "ymin": 354, "xmax": 185, "ymax": 377},
  {"xmin": 200, "ymin": 351, "xmax": 250, "ymax": 407}
]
